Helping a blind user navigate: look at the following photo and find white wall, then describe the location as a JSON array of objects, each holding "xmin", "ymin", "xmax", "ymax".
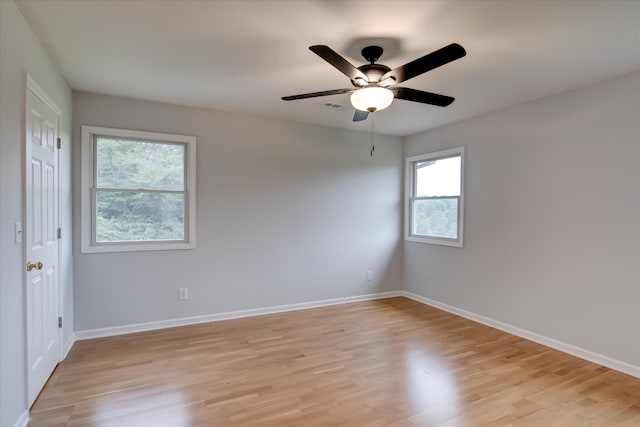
[
  {"xmin": 72, "ymin": 92, "xmax": 403, "ymax": 332},
  {"xmin": 0, "ymin": 1, "xmax": 73, "ymax": 426},
  {"xmin": 404, "ymin": 72, "xmax": 640, "ymax": 369}
]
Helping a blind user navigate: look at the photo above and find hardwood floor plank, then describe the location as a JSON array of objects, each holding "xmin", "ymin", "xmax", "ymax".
[{"xmin": 29, "ymin": 297, "xmax": 639, "ymax": 426}]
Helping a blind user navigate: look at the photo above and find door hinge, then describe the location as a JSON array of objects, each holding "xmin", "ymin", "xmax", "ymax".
[
  {"xmin": 57, "ymin": 227, "xmax": 62, "ymax": 239},
  {"xmin": 58, "ymin": 316, "xmax": 62, "ymax": 328},
  {"xmin": 57, "ymin": 137, "xmax": 61, "ymax": 149}
]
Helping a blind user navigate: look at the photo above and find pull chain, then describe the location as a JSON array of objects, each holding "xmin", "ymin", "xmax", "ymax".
[{"xmin": 370, "ymin": 112, "xmax": 375, "ymax": 157}]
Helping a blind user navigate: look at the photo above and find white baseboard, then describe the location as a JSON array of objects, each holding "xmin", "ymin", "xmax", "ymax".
[
  {"xmin": 401, "ymin": 291, "xmax": 640, "ymax": 379},
  {"xmin": 13, "ymin": 410, "xmax": 29, "ymax": 427},
  {"xmin": 62, "ymin": 334, "xmax": 75, "ymax": 359},
  {"xmin": 75, "ymin": 291, "xmax": 403, "ymax": 341}
]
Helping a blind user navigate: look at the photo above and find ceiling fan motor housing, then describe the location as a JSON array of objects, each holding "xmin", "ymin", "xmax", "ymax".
[
  {"xmin": 349, "ymin": 46, "xmax": 391, "ymax": 86},
  {"xmin": 352, "ymin": 63, "xmax": 391, "ymax": 86}
]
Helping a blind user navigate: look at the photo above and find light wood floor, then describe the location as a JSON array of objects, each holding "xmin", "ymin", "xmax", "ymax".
[{"xmin": 29, "ymin": 297, "xmax": 639, "ymax": 426}]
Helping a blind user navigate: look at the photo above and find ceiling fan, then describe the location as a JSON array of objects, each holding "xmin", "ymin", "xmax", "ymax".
[{"xmin": 282, "ymin": 43, "xmax": 466, "ymax": 121}]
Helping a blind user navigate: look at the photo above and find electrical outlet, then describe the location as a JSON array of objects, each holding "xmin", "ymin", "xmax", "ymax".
[
  {"xmin": 366, "ymin": 271, "xmax": 373, "ymax": 281},
  {"xmin": 178, "ymin": 288, "xmax": 188, "ymax": 300}
]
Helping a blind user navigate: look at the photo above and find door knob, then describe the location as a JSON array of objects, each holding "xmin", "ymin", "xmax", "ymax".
[{"xmin": 26, "ymin": 261, "xmax": 43, "ymax": 271}]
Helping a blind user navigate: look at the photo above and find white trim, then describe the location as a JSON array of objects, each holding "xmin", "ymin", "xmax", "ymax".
[
  {"xmin": 12, "ymin": 410, "xmax": 29, "ymax": 427},
  {"xmin": 80, "ymin": 125, "xmax": 197, "ymax": 253},
  {"xmin": 75, "ymin": 291, "xmax": 403, "ymax": 340},
  {"xmin": 26, "ymin": 74, "xmax": 62, "ymax": 115},
  {"xmin": 402, "ymin": 291, "xmax": 640, "ymax": 379},
  {"xmin": 404, "ymin": 147, "xmax": 465, "ymax": 247},
  {"xmin": 62, "ymin": 333, "xmax": 76, "ymax": 359}
]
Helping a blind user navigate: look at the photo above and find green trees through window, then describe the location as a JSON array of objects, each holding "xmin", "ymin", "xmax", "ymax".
[
  {"xmin": 95, "ymin": 137, "xmax": 186, "ymax": 242},
  {"xmin": 413, "ymin": 198, "xmax": 459, "ymax": 239}
]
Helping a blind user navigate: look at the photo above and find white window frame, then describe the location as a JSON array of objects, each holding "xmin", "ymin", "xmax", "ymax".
[
  {"xmin": 81, "ymin": 125, "xmax": 196, "ymax": 253},
  {"xmin": 405, "ymin": 146, "xmax": 465, "ymax": 247}
]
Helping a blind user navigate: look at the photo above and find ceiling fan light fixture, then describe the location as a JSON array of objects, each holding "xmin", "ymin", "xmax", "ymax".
[{"xmin": 350, "ymin": 86, "xmax": 394, "ymax": 112}]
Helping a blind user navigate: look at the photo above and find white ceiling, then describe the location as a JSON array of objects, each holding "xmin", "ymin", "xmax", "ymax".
[{"xmin": 17, "ymin": 0, "xmax": 640, "ymax": 137}]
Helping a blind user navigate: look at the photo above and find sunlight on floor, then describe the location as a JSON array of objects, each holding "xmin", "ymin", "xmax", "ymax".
[
  {"xmin": 404, "ymin": 345, "xmax": 462, "ymax": 424},
  {"xmin": 92, "ymin": 386, "xmax": 191, "ymax": 426}
]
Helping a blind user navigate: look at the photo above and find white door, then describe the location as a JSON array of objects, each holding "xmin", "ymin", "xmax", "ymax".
[{"xmin": 25, "ymin": 79, "xmax": 61, "ymax": 407}]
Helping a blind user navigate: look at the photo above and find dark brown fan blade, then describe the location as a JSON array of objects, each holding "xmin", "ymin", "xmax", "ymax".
[
  {"xmin": 353, "ymin": 110, "xmax": 369, "ymax": 122},
  {"xmin": 282, "ymin": 88, "xmax": 354, "ymax": 101},
  {"xmin": 394, "ymin": 87, "xmax": 455, "ymax": 107},
  {"xmin": 382, "ymin": 43, "xmax": 466, "ymax": 84},
  {"xmin": 309, "ymin": 45, "xmax": 369, "ymax": 82}
]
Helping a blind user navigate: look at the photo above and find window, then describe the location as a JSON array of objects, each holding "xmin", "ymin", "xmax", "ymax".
[
  {"xmin": 81, "ymin": 126, "xmax": 196, "ymax": 253},
  {"xmin": 405, "ymin": 147, "xmax": 464, "ymax": 247}
]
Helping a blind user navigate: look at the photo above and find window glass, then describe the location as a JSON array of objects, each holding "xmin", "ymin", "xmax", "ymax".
[
  {"xmin": 412, "ymin": 198, "xmax": 459, "ymax": 239},
  {"xmin": 96, "ymin": 191, "xmax": 185, "ymax": 242},
  {"xmin": 96, "ymin": 137, "xmax": 184, "ymax": 191},
  {"xmin": 415, "ymin": 156, "xmax": 461, "ymax": 197}
]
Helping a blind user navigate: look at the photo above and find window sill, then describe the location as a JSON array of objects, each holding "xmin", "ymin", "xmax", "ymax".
[
  {"xmin": 405, "ymin": 235, "xmax": 463, "ymax": 247},
  {"xmin": 81, "ymin": 241, "xmax": 196, "ymax": 254}
]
